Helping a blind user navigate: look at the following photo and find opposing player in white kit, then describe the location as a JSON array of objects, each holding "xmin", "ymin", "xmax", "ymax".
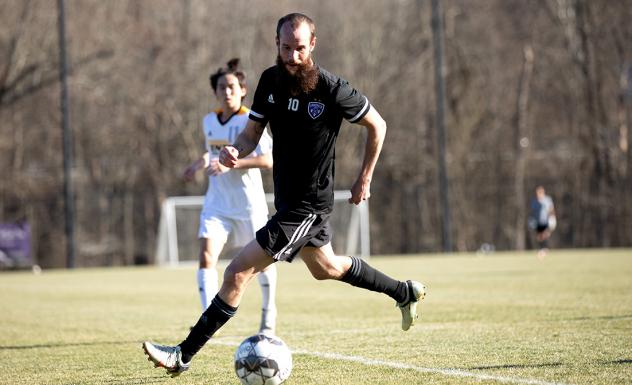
[{"xmin": 183, "ymin": 58, "xmax": 277, "ymax": 335}]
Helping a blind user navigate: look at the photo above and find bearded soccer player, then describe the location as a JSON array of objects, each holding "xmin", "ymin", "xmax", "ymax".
[{"xmin": 143, "ymin": 13, "xmax": 426, "ymax": 377}]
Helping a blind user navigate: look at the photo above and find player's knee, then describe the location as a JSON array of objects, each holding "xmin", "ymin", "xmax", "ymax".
[
  {"xmin": 223, "ymin": 264, "xmax": 251, "ymax": 289},
  {"xmin": 222, "ymin": 266, "xmax": 240, "ymax": 285}
]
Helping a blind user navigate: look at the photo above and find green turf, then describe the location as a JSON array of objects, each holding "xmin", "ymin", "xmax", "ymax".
[{"xmin": 0, "ymin": 249, "xmax": 631, "ymax": 384}]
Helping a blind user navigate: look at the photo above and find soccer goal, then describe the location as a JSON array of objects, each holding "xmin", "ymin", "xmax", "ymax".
[{"xmin": 155, "ymin": 191, "xmax": 370, "ymax": 266}]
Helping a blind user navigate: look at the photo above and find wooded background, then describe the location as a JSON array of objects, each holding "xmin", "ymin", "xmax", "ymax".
[{"xmin": 1, "ymin": 0, "xmax": 631, "ymax": 268}]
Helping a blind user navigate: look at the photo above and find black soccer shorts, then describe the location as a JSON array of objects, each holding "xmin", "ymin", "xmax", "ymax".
[
  {"xmin": 256, "ymin": 209, "xmax": 331, "ymax": 262},
  {"xmin": 536, "ymin": 224, "xmax": 549, "ymax": 233}
]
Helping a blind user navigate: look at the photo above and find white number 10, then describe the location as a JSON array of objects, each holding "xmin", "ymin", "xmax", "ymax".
[{"xmin": 288, "ymin": 98, "xmax": 299, "ymax": 111}]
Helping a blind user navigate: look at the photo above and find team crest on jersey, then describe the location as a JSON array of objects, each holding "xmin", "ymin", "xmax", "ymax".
[
  {"xmin": 307, "ymin": 101, "xmax": 325, "ymax": 119},
  {"xmin": 268, "ymin": 94, "xmax": 275, "ymax": 104}
]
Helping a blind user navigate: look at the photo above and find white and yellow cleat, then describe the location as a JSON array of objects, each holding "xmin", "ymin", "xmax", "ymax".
[
  {"xmin": 397, "ymin": 280, "xmax": 427, "ymax": 331},
  {"xmin": 142, "ymin": 341, "xmax": 190, "ymax": 377}
]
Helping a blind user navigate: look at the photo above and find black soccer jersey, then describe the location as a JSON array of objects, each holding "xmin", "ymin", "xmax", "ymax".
[{"xmin": 249, "ymin": 65, "xmax": 370, "ymax": 214}]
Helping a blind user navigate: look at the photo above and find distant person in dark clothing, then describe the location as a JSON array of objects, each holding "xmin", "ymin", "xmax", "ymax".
[{"xmin": 529, "ymin": 185, "xmax": 556, "ymax": 259}]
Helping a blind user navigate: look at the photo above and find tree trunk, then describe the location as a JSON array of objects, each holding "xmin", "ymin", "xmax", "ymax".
[{"xmin": 514, "ymin": 45, "xmax": 534, "ymax": 250}]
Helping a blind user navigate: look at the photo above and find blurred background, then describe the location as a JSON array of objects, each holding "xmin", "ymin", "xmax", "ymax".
[{"xmin": 1, "ymin": 0, "xmax": 631, "ymax": 268}]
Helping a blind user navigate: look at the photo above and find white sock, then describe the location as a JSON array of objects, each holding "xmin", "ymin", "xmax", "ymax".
[
  {"xmin": 258, "ymin": 264, "xmax": 277, "ymax": 332},
  {"xmin": 197, "ymin": 268, "xmax": 218, "ymax": 311},
  {"xmin": 258, "ymin": 264, "xmax": 277, "ymax": 312}
]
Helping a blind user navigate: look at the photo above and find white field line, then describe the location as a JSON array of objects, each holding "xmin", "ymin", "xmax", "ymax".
[{"xmin": 209, "ymin": 339, "xmax": 572, "ymax": 385}]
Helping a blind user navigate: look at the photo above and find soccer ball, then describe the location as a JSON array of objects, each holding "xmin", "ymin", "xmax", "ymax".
[{"xmin": 234, "ymin": 334, "xmax": 292, "ymax": 385}]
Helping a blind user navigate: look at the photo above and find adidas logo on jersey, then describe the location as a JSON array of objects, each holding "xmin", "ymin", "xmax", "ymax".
[{"xmin": 268, "ymin": 94, "xmax": 275, "ymax": 104}]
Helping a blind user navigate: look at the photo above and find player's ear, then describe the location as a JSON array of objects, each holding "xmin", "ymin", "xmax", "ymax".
[
  {"xmin": 275, "ymin": 36, "xmax": 279, "ymax": 48},
  {"xmin": 310, "ymin": 36, "xmax": 316, "ymax": 52}
]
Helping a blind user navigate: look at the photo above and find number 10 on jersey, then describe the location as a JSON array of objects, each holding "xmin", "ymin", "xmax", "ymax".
[{"xmin": 288, "ymin": 98, "xmax": 299, "ymax": 111}]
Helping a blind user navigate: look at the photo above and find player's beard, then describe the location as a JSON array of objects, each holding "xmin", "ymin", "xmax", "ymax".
[{"xmin": 276, "ymin": 55, "xmax": 319, "ymax": 96}]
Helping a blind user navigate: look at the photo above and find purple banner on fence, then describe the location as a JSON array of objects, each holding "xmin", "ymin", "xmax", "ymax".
[{"xmin": 0, "ymin": 222, "xmax": 32, "ymax": 268}]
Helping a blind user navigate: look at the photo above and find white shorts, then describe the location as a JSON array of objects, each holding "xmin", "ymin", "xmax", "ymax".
[{"xmin": 198, "ymin": 212, "xmax": 268, "ymax": 259}]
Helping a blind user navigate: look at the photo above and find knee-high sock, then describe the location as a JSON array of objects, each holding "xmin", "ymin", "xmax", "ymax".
[
  {"xmin": 197, "ymin": 268, "xmax": 218, "ymax": 311},
  {"xmin": 257, "ymin": 264, "xmax": 277, "ymax": 312},
  {"xmin": 179, "ymin": 295, "xmax": 237, "ymax": 363},
  {"xmin": 340, "ymin": 256, "xmax": 409, "ymax": 303}
]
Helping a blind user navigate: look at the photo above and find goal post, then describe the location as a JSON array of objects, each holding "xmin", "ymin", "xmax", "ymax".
[{"xmin": 155, "ymin": 191, "xmax": 370, "ymax": 266}]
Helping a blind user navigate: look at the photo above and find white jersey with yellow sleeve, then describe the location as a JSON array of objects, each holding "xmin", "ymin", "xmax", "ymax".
[{"xmin": 201, "ymin": 106, "xmax": 271, "ymax": 221}]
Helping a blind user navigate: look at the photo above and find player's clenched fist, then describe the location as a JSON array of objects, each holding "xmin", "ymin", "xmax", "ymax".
[{"xmin": 219, "ymin": 146, "xmax": 239, "ymax": 168}]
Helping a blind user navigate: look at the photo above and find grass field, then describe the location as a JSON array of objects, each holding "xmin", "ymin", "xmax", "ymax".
[{"xmin": 1, "ymin": 249, "xmax": 631, "ymax": 385}]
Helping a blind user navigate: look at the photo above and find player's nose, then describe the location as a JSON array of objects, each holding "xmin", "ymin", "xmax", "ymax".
[{"xmin": 288, "ymin": 50, "xmax": 300, "ymax": 64}]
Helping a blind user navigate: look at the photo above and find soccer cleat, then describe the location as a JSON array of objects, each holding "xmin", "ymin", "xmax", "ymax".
[
  {"xmin": 258, "ymin": 308, "xmax": 277, "ymax": 336},
  {"xmin": 397, "ymin": 280, "xmax": 426, "ymax": 331},
  {"xmin": 142, "ymin": 341, "xmax": 190, "ymax": 377}
]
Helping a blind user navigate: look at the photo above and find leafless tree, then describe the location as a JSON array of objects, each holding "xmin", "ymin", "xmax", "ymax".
[{"xmin": 1, "ymin": 0, "xmax": 630, "ymax": 267}]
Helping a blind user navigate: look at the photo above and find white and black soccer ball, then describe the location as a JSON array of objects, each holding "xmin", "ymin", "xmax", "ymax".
[{"xmin": 234, "ymin": 334, "xmax": 292, "ymax": 385}]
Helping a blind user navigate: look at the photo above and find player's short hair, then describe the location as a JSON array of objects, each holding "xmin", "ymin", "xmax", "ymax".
[
  {"xmin": 276, "ymin": 13, "xmax": 316, "ymax": 40},
  {"xmin": 209, "ymin": 58, "xmax": 246, "ymax": 93}
]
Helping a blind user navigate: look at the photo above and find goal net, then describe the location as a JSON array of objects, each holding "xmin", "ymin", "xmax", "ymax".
[{"xmin": 155, "ymin": 191, "xmax": 370, "ymax": 266}]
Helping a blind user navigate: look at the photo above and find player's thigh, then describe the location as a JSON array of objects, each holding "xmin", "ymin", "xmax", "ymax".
[
  {"xmin": 239, "ymin": 214, "xmax": 277, "ymax": 273},
  {"xmin": 225, "ymin": 239, "xmax": 276, "ymax": 279},
  {"xmin": 300, "ymin": 243, "xmax": 351, "ymax": 280}
]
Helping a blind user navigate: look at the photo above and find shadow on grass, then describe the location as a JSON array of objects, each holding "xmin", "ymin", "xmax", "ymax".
[
  {"xmin": 468, "ymin": 362, "xmax": 562, "ymax": 370},
  {"xmin": 561, "ymin": 314, "xmax": 632, "ymax": 322},
  {"xmin": 94, "ymin": 376, "xmax": 169, "ymax": 384},
  {"xmin": 467, "ymin": 359, "xmax": 632, "ymax": 371},
  {"xmin": 602, "ymin": 359, "xmax": 632, "ymax": 365},
  {"xmin": 0, "ymin": 340, "xmax": 141, "ymax": 350}
]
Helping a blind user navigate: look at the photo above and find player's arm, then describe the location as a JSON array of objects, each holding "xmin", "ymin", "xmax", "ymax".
[
  {"xmin": 207, "ymin": 152, "xmax": 271, "ymax": 176},
  {"xmin": 183, "ymin": 152, "xmax": 210, "ymax": 181},
  {"xmin": 349, "ymin": 105, "xmax": 387, "ymax": 205},
  {"xmin": 232, "ymin": 152, "xmax": 272, "ymax": 170},
  {"xmin": 219, "ymin": 118, "xmax": 266, "ymax": 169}
]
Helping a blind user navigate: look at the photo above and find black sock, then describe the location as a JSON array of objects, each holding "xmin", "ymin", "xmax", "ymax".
[
  {"xmin": 178, "ymin": 295, "xmax": 237, "ymax": 363},
  {"xmin": 340, "ymin": 256, "xmax": 409, "ymax": 303}
]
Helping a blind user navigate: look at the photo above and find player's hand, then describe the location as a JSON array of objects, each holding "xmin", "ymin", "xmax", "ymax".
[
  {"xmin": 206, "ymin": 157, "xmax": 230, "ymax": 176},
  {"xmin": 219, "ymin": 146, "xmax": 239, "ymax": 168},
  {"xmin": 182, "ymin": 165, "xmax": 197, "ymax": 182},
  {"xmin": 349, "ymin": 177, "xmax": 371, "ymax": 205}
]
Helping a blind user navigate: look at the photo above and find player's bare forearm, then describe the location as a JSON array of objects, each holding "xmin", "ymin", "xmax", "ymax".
[
  {"xmin": 350, "ymin": 106, "xmax": 386, "ymax": 204},
  {"xmin": 234, "ymin": 152, "xmax": 273, "ymax": 170},
  {"xmin": 183, "ymin": 152, "xmax": 210, "ymax": 181},
  {"xmin": 360, "ymin": 120, "xmax": 385, "ymax": 181},
  {"xmin": 233, "ymin": 119, "xmax": 266, "ymax": 158},
  {"xmin": 220, "ymin": 119, "xmax": 266, "ymax": 168}
]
